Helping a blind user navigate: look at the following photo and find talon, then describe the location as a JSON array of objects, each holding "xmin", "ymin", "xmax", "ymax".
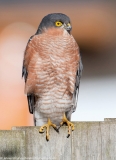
[
  {"xmin": 60, "ymin": 113, "xmax": 75, "ymax": 138},
  {"xmin": 53, "ymin": 127, "xmax": 59, "ymax": 133},
  {"xmin": 39, "ymin": 118, "xmax": 57, "ymax": 141},
  {"xmin": 46, "ymin": 134, "xmax": 49, "ymax": 141},
  {"xmin": 39, "ymin": 131, "xmax": 44, "ymax": 134},
  {"xmin": 39, "ymin": 126, "xmax": 46, "ymax": 133},
  {"xmin": 67, "ymin": 134, "xmax": 70, "ymax": 138},
  {"xmin": 39, "ymin": 130, "xmax": 44, "ymax": 133}
]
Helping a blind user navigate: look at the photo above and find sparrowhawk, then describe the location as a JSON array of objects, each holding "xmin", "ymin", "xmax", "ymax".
[{"xmin": 22, "ymin": 13, "xmax": 83, "ymax": 140}]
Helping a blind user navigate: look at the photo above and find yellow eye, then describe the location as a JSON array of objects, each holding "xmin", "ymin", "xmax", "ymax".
[{"xmin": 55, "ymin": 21, "xmax": 63, "ymax": 27}]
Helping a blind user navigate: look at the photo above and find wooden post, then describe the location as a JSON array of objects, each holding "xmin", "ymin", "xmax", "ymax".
[
  {"xmin": 0, "ymin": 130, "xmax": 25, "ymax": 158},
  {"xmin": 0, "ymin": 121, "xmax": 116, "ymax": 159},
  {"xmin": 12, "ymin": 126, "xmax": 72, "ymax": 160}
]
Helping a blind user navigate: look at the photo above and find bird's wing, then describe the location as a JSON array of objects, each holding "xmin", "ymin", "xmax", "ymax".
[
  {"xmin": 72, "ymin": 56, "xmax": 83, "ymax": 112},
  {"xmin": 22, "ymin": 35, "xmax": 35, "ymax": 114},
  {"xmin": 22, "ymin": 35, "xmax": 34, "ymax": 81}
]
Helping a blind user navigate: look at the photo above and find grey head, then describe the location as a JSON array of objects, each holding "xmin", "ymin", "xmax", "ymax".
[{"xmin": 36, "ymin": 13, "xmax": 72, "ymax": 34}]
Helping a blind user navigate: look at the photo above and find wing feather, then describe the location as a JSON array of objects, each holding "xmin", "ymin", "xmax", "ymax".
[
  {"xmin": 72, "ymin": 56, "xmax": 83, "ymax": 112},
  {"xmin": 22, "ymin": 35, "xmax": 35, "ymax": 114}
]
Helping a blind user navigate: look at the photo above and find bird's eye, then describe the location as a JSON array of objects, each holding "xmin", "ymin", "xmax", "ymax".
[{"xmin": 55, "ymin": 21, "xmax": 63, "ymax": 27}]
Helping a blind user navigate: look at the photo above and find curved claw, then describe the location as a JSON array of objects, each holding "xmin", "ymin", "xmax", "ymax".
[
  {"xmin": 46, "ymin": 135, "xmax": 49, "ymax": 141},
  {"xmin": 67, "ymin": 121, "xmax": 74, "ymax": 138},
  {"xmin": 39, "ymin": 118, "xmax": 58, "ymax": 141},
  {"xmin": 60, "ymin": 113, "xmax": 75, "ymax": 138},
  {"xmin": 39, "ymin": 125, "xmax": 47, "ymax": 133},
  {"xmin": 53, "ymin": 127, "xmax": 59, "ymax": 133},
  {"xmin": 67, "ymin": 134, "xmax": 70, "ymax": 138}
]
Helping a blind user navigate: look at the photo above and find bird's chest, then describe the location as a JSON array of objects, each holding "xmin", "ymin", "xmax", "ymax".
[
  {"xmin": 34, "ymin": 32, "xmax": 78, "ymax": 99},
  {"xmin": 36, "ymin": 54, "xmax": 68, "ymax": 94}
]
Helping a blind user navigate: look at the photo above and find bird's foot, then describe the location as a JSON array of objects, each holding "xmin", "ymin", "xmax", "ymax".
[
  {"xmin": 60, "ymin": 113, "xmax": 74, "ymax": 138},
  {"xmin": 39, "ymin": 118, "xmax": 58, "ymax": 141}
]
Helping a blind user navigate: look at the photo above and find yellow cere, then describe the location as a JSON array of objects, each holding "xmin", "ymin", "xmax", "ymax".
[
  {"xmin": 55, "ymin": 21, "xmax": 63, "ymax": 27},
  {"xmin": 67, "ymin": 23, "xmax": 71, "ymax": 26}
]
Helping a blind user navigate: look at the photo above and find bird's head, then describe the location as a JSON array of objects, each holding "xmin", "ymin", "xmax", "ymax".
[{"xmin": 37, "ymin": 13, "xmax": 72, "ymax": 34}]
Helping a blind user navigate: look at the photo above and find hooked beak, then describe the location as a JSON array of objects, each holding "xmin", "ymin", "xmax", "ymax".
[{"xmin": 64, "ymin": 23, "xmax": 72, "ymax": 33}]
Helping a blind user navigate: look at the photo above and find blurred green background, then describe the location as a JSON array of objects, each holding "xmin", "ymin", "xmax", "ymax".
[{"xmin": 0, "ymin": 0, "xmax": 116, "ymax": 129}]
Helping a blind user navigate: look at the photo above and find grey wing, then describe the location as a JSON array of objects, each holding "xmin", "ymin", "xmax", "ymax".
[
  {"xmin": 22, "ymin": 62, "xmax": 35, "ymax": 114},
  {"xmin": 65, "ymin": 57, "xmax": 83, "ymax": 120},
  {"xmin": 22, "ymin": 35, "xmax": 35, "ymax": 114},
  {"xmin": 73, "ymin": 56, "xmax": 83, "ymax": 112}
]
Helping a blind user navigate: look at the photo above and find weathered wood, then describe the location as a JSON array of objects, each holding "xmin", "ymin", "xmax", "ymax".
[
  {"xmin": 12, "ymin": 126, "xmax": 72, "ymax": 160},
  {"xmin": 0, "ymin": 121, "xmax": 115, "ymax": 159},
  {"xmin": 72, "ymin": 121, "xmax": 116, "ymax": 160},
  {"xmin": 0, "ymin": 130, "xmax": 25, "ymax": 158}
]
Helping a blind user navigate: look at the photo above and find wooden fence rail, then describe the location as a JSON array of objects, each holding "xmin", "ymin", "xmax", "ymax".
[{"xmin": 0, "ymin": 119, "xmax": 116, "ymax": 160}]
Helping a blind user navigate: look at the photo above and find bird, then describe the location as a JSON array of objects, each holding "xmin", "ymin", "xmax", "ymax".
[{"xmin": 22, "ymin": 13, "xmax": 83, "ymax": 141}]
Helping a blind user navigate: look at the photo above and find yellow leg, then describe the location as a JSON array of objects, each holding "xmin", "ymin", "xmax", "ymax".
[
  {"xmin": 60, "ymin": 113, "xmax": 74, "ymax": 138},
  {"xmin": 39, "ymin": 118, "xmax": 58, "ymax": 141}
]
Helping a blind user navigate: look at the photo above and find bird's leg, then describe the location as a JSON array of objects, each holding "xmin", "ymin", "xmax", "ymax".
[
  {"xmin": 39, "ymin": 118, "xmax": 58, "ymax": 141},
  {"xmin": 60, "ymin": 113, "xmax": 74, "ymax": 138}
]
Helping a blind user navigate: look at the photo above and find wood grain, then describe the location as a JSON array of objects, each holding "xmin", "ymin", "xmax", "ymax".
[{"xmin": 1, "ymin": 121, "xmax": 116, "ymax": 159}]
